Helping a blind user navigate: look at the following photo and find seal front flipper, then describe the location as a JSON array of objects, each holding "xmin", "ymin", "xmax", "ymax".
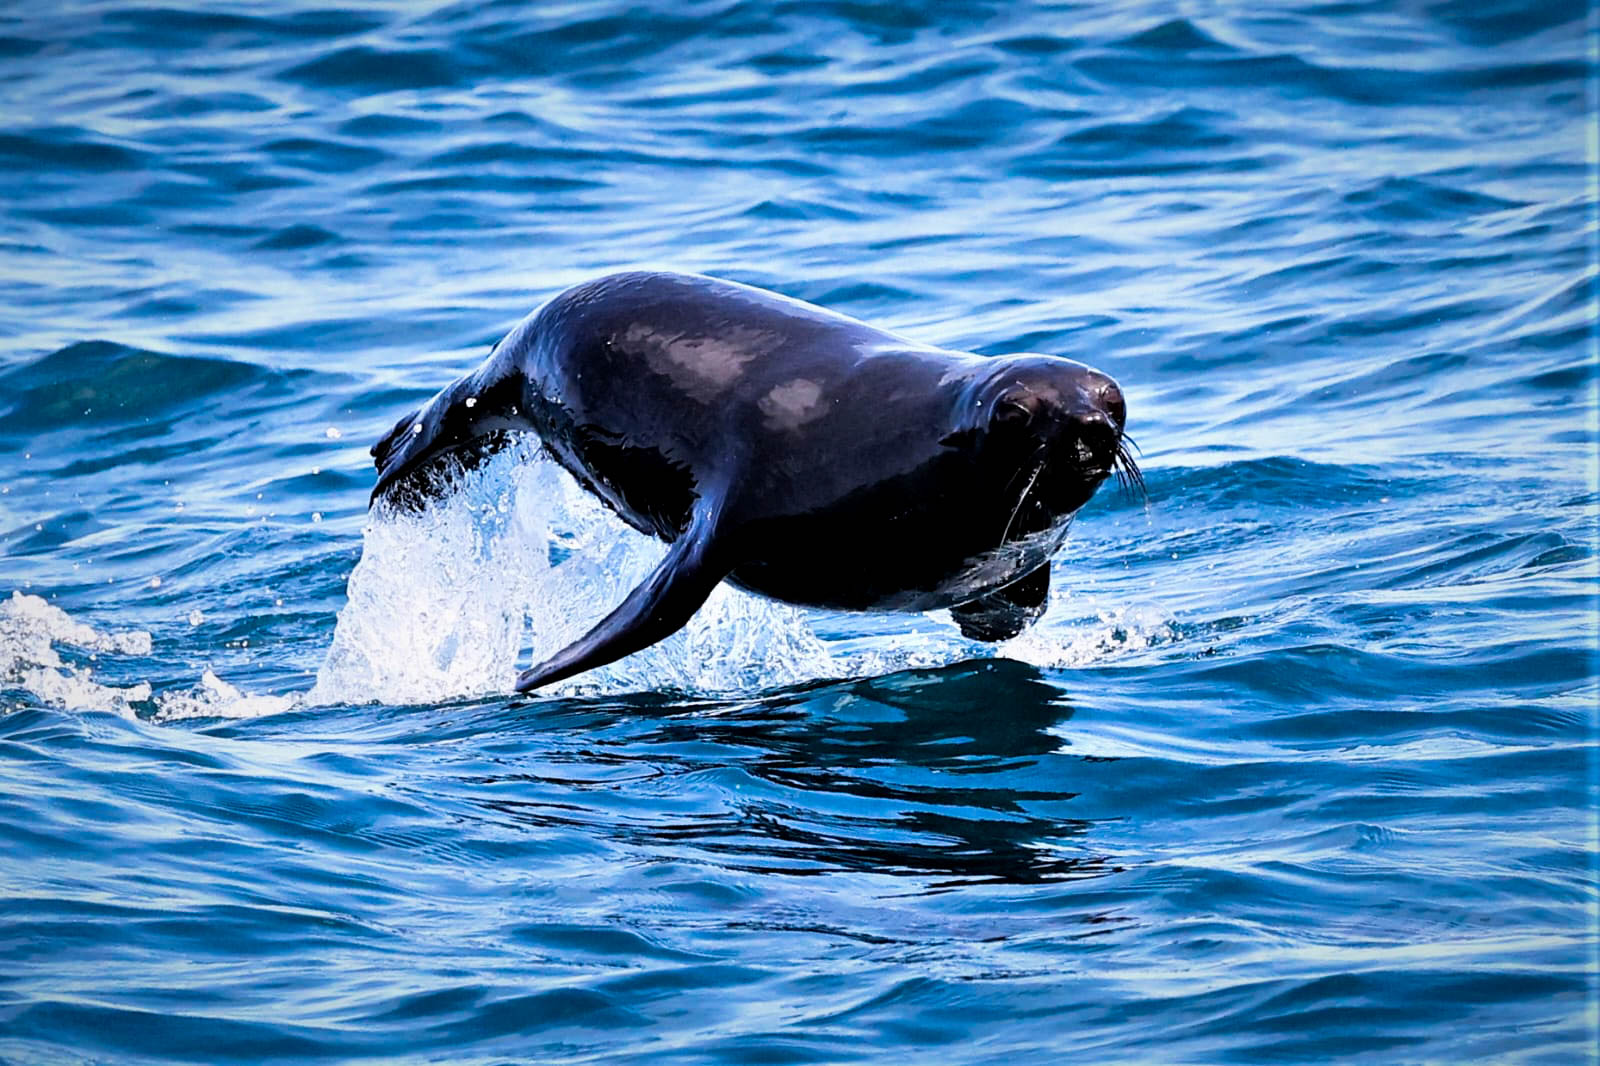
[
  {"xmin": 515, "ymin": 514, "xmax": 729, "ymax": 693},
  {"xmin": 951, "ymin": 565, "xmax": 1050, "ymax": 642}
]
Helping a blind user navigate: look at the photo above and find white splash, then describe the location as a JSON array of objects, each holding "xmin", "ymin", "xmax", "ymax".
[
  {"xmin": 152, "ymin": 669, "xmax": 295, "ymax": 721},
  {"xmin": 1, "ymin": 590, "xmax": 296, "ymax": 720},
  {"xmin": 1, "ymin": 590, "xmax": 153, "ymax": 716},
  {"xmin": 308, "ymin": 441, "xmax": 840, "ymax": 705},
  {"xmin": 308, "ymin": 440, "xmax": 1175, "ymax": 706},
  {"xmin": 1003, "ymin": 605, "xmax": 1180, "ymax": 670},
  {"xmin": 3, "ymin": 441, "xmax": 1172, "ymax": 720}
]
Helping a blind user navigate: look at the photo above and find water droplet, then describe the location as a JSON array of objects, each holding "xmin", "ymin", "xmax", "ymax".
[
  {"xmin": 465, "ymin": 397, "xmax": 478, "ymax": 408},
  {"xmin": 312, "ymin": 512, "xmax": 323, "ymax": 523},
  {"xmin": 188, "ymin": 609, "xmax": 205, "ymax": 626},
  {"xmin": 325, "ymin": 426, "xmax": 343, "ymax": 440},
  {"xmin": 148, "ymin": 576, "xmax": 162, "ymax": 589},
  {"xmin": 411, "ymin": 422, "xmax": 423, "ymax": 434}
]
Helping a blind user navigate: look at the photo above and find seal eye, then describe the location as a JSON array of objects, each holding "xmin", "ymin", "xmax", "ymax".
[{"xmin": 991, "ymin": 399, "xmax": 1031, "ymax": 429}]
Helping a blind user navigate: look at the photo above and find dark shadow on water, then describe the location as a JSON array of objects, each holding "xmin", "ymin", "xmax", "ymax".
[
  {"xmin": 422, "ymin": 659, "xmax": 1124, "ymax": 890},
  {"xmin": 780, "ymin": 656, "xmax": 1078, "ymax": 762},
  {"xmin": 596, "ymin": 657, "xmax": 1080, "ymax": 774},
  {"xmin": 195, "ymin": 660, "xmax": 1123, "ymax": 889}
]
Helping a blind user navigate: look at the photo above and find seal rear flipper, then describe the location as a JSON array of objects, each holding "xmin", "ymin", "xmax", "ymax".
[
  {"xmin": 951, "ymin": 565, "xmax": 1050, "ymax": 642},
  {"xmin": 371, "ymin": 360, "xmax": 531, "ymax": 509},
  {"xmin": 515, "ymin": 517, "xmax": 728, "ymax": 693}
]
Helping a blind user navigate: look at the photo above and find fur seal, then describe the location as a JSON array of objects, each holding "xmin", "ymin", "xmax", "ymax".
[{"xmin": 371, "ymin": 271, "xmax": 1139, "ymax": 692}]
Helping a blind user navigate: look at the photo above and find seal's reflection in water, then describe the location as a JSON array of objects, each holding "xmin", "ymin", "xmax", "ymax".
[{"xmin": 462, "ymin": 660, "xmax": 1121, "ymax": 891}]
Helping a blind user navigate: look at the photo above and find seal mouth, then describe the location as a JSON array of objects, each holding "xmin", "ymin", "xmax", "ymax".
[{"xmin": 998, "ymin": 426, "xmax": 1143, "ymax": 544}]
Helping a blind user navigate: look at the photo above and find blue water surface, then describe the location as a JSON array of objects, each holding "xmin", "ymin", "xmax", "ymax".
[{"xmin": 1, "ymin": 1, "xmax": 1597, "ymax": 1062}]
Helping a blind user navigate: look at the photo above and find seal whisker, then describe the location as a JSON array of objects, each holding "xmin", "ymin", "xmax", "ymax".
[
  {"xmin": 999, "ymin": 447, "xmax": 1049, "ymax": 548},
  {"xmin": 1113, "ymin": 437, "xmax": 1147, "ymax": 501},
  {"xmin": 998, "ymin": 444, "xmax": 1044, "ymax": 497}
]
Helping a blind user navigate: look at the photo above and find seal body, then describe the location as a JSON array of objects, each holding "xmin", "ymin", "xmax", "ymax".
[{"xmin": 372, "ymin": 272, "xmax": 1133, "ymax": 691}]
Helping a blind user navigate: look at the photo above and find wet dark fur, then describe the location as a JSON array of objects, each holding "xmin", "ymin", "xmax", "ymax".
[{"xmin": 372, "ymin": 272, "xmax": 1136, "ymax": 690}]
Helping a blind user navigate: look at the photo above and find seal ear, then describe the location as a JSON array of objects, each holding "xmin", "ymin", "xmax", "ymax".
[
  {"xmin": 515, "ymin": 511, "xmax": 730, "ymax": 692},
  {"xmin": 938, "ymin": 426, "xmax": 980, "ymax": 450}
]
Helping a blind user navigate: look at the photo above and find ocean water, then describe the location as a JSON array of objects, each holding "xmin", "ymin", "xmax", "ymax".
[{"xmin": 2, "ymin": 0, "xmax": 1596, "ymax": 1061}]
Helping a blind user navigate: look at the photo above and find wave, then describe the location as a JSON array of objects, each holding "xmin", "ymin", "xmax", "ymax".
[{"xmin": 0, "ymin": 341, "xmax": 282, "ymax": 432}]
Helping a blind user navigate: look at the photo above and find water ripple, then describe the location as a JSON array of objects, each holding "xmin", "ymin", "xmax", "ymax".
[{"xmin": 1, "ymin": 0, "xmax": 1594, "ymax": 1062}]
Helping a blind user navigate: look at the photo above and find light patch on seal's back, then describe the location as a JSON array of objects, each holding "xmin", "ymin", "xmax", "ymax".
[
  {"xmin": 760, "ymin": 377, "xmax": 825, "ymax": 430},
  {"xmin": 621, "ymin": 322, "xmax": 780, "ymax": 403}
]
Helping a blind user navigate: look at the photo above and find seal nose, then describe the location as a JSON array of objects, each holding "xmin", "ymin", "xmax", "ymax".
[{"xmin": 1069, "ymin": 410, "xmax": 1120, "ymax": 468}]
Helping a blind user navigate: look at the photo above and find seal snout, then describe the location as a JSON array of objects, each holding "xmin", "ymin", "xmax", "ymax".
[
  {"xmin": 1064, "ymin": 378, "xmax": 1124, "ymax": 472},
  {"xmin": 1062, "ymin": 371, "xmax": 1144, "ymax": 500},
  {"xmin": 1067, "ymin": 409, "xmax": 1120, "ymax": 471}
]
